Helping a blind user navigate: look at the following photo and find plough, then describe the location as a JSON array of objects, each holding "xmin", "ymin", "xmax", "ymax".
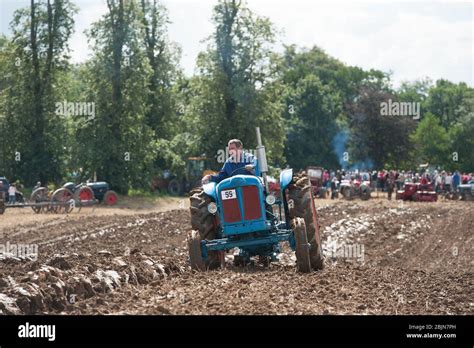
[{"xmin": 0, "ymin": 187, "xmax": 99, "ymax": 215}]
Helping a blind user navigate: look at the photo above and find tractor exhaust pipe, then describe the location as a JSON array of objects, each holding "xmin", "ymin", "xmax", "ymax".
[{"xmin": 256, "ymin": 127, "xmax": 270, "ymax": 193}]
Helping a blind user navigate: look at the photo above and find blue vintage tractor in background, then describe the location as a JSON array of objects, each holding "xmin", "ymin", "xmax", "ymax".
[
  {"xmin": 62, "ymin": 181, "xmax": 118, "ymax": 206},
  {"xmin": 188, "ymin": 128, "xmax": 324, "ymax": 272}
]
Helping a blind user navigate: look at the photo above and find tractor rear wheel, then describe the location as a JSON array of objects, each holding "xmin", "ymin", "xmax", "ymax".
[
  {"xmin": 288, "ymin": 172, "xmax": 324, "ymax": 270},
  {"xmin": 188, "ymin": 230, "xmax": 205, "ymax": 271},
  {"xmin": 292, "ymin": 218, "xmax": 311, "ymax": 273},
  {"xmin": 189, "ymin": 187, "xmax": 220, "ymax": 269},
  {"xmin": 75, "ymin": 186, "xmax": 94, "ymax": 202},
  {"xmin": 168, "ymin": 179, "xmax": 182, "ymax": 196}
]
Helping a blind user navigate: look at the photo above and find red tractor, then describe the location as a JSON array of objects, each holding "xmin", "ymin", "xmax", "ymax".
[
  {"xmin": 396, "ymin": 182, "xmax": 437, "ymax": 202},
  {"xmin": 307, "ymin": 167, "xmax": 328, "ymax": 198},
  {"xmin": 339, "ymin": 177, "xmax": 371, "ymax": 200}
]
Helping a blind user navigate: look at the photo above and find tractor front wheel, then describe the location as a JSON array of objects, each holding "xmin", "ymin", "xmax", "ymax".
[
  {"xmin": 104, "ymin": 191, "xmax": 118, "ymax": 206},
  {"xmin": 188, "ymin": 230, "xmax": 205, "ymax": 271},
  {"xmin": 189, "ymin": 187, "xmax": 220, "ymax": 269}
]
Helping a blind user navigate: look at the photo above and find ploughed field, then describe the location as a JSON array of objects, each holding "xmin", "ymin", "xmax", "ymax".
[{"xmin": 0, "ymin": 198, "xmax": 472, "ymax": 315}]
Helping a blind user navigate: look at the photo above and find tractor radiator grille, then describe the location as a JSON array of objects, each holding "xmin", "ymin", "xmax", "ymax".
[
  {"xmin": 221, "ymin": 185, "xmax": 262, "ymax": 223},
  {"xmin": 222, "ymin": 192, "xmax": 241, "ymax": 223},
  {"xmin": 242, "ymin": 186, "xmax": 262, "ymax": 220}
]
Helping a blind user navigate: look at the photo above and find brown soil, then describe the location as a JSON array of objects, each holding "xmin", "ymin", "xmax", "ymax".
[{"xmin": 0, "ymin": 197, "xmax": 472, "ymax": 315}]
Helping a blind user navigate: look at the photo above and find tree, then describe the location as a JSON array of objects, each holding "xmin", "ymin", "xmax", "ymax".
[
  {"xmin": 347, "ymin": 84, "xmax": 416, "ymax": 169},
  {"xmin": 448, "ymin": 95, "xmax": 474, "ymax": 172},
  {"xmin": 0, "ymin": 0, "xmax": 76, "ymax": 185},
  {"xmin": 283, "ymin": 74, "xmax": 341, "ymax": 170},
  {"xmin": 189, "ymin": 0, "xmax": 285, "ymax": 168},
  {"xmin": 139, "ymin": 0, "xmax": 180, "ymax": 138},
  {"xmin": 411, "ymin": 112, "xmax": 449, "ymax": 167},
  {"xmin": 425, "ymin": 79, "xmax": 473, "ymax": 129},
  {"xmin": 79, "ymin": 0, "xmax": 158, "ymax": 192}
]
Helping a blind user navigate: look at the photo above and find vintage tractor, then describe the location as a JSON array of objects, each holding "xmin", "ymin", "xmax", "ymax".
[
  {"xmin": 396, "ymin": 182, "xmax": 437, "ymax": 202},
  {"xmin": 307, "ymin": 167, "xmax": 328, "ymax": 198},
  {"xmin": 63, "ymin": 181, "xmax": 118, "ymax": 206},
  {"xmin": 0, "ymin": 177, "xmax": 26, "ymax": 204},
  {"xmin": 339, "ymin": 176, "xmax": 371, "ymax": 200},
  {"xmin": 457, "ymin": 180, "xmax": 473, "ymax": 201},
  {"xmin": 188, "ymin": 128, "xmax": 324, "ymax": 273}
]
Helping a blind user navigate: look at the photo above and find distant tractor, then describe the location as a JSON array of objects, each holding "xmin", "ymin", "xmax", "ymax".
[
  {"xmin": 0, "ymin": 177, "xmax": 25, "ymax": 204},
  {"xmin": 458, "ymin": 180, "xmax": 474, "ymax": 201},
  {"xmin": 339, "ymin": 176, "xmax": 371, "ymax": 200},
  {"xmin": 188, "ymin": 128, "xmax": 324, "ymax": 273},
  {"xmin": 152, "ymin": 157, "xmax": 216, "ymax": 196},
  {"xmin": 396, "ymin": 182, "xmax": 437, "ymax": 202},
  {"xmin": 62, "ymin": 181, "xmax": 118, "ymax": 206},
  {"xmin": 307, "ymin": 167, "xmax": 328, "ymax": 198}
]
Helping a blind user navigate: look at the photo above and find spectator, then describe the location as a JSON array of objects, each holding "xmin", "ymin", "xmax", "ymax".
[
  {"xmin": 8, "ymin": 184, "xmax": 16, "ymax": 205},
  {"xmin": 323, "ymin": 170, "xmax": 329, "ymax": 188},
  {"xmin": 445, "ymin": 172, "xmax": 453, "ymax": 193},
  {"xmin": 386, "ymin": 176, "xmax": 394, "ymax": 200},
  {"xmin": 435, "ymin": 173, "xmax": 442, "ymax": 193},
  {"xmin": 452, "ymin": 171, "xmax": 460, "ymax": 192}
]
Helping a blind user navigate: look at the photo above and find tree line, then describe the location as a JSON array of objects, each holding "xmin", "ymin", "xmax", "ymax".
[{"xmin": 0, "ymin": 0, "xmax": 472, "ymax": 193}]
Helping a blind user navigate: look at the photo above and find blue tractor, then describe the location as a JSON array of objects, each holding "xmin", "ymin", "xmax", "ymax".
[{"xmin": 188, "ymin": 128, "xmax": 324, "ymax": 272}]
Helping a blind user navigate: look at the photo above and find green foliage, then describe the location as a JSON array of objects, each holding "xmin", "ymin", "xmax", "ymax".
[
  {"xmin": 425, "ymin": 79, "xmax": 473, "ymax": 129},
  {"xmin": 347, "ymin": 84, "xmax": 416, "ymax": 169},
  {"xmin": 1, "ymin": 0, "xmax": 472, "ymax": 194},
  {"xmin": 188, "ymin": 0, "xmax": 285, "ymax": 168},
  {"xmin": 283, "ymin": 74, "xmax": 341, "ymax": 170},
  {"xmin": 411, "ymin": 112, "xmax": 450, "ymax": 167},
  {"xmin": 448, "ymin": 103, "xmax": 474, "ymax": 172},
  {"xmin": 0, "ymin": 0, "xmax": 77, "ymax": 186}
]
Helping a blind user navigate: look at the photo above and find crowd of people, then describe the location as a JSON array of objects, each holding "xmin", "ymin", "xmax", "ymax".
[{"xmin": 321, "ymin": 169, "xmax": 473, "ymax": 199}]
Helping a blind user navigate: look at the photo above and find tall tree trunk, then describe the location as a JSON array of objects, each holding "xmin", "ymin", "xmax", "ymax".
[{"xmin": 30, "ymin": 0, "xmax": 46, "ymax": 184}]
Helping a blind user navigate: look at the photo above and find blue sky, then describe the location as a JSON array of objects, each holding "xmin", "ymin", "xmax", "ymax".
[{"xmin": 1, "ymin": 0, "xmax": 472, "ymax": 87}]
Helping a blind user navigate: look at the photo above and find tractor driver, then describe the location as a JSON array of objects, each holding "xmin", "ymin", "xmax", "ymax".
[{"xmin": 202, "ymin": 139, "xmax": 258, "ymax": 184}]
